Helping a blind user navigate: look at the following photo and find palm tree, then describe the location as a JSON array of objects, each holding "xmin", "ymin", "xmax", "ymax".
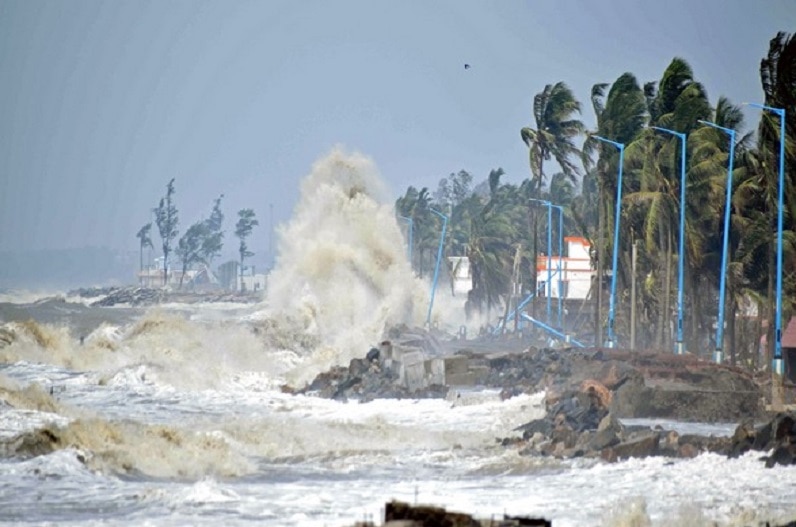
[
  {"xmin": 466, "ymin": 170, "xmax": 518, "ymax": 320},
  {"xmin": 521, "ymin": 82, "xmax": 585, "ymax": 193},
  {"xmin": 396, "ymin": 186, "xmax": 435, "ymax": 275},
  {"xmin": 583, "ymin": 72, "xmax": 647, "ymax": 344},
  {"xmin": 621, "ymin": 59, "xmax": 712, "ymax": 350},
  {"xmin": 756, "ymin": 31, "xmax": 796, "ymax": 363},
  {"xmin": 520, "ymin": 83, "xmax": 585, "ymax": 326},
  {"xmin": 136, "ymin": 223, "xmax": 153, "ymax": 284}
]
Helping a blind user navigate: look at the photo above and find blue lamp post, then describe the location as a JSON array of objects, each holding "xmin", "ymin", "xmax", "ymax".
[
  {"xmin": 529, "ymin": 198, "xmax": 553, "ymax": 323},
  {"xmin": 697, "ymin": 120, "xmax": 736, "ymax": 364},
  {"xmin": 398, "ymin": 215, "xmax": 414, "ymax": 265},
  {"xmin": 593, "ymin": 136, "xmax": 625, "ymax": 348},
  {"xmin": 550, "ymin": 203, "xmax": 565, "ymax": 330},
  {"xmin": 651, "ymin": 126, "xmax": 687, "ymax": 356},
  {"xmin": 426, "ymin": 208, "xmax": 448, "ymax": 328},
  {"xmin": 744, "ymin": 103, "xmax": 786, "ymax": 376}
]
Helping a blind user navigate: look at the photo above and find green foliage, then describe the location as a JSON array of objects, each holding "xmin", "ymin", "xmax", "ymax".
[
  {"xmin": 235, "ymin": 208, "xmax": 259, "ymax": 271},
  {"xmin": 136, "ymin": 223, "xmax": 153, "ymax": 250},
  {"xmin": 135, "ymin": 222, "xmax": 153, "ymax": 275},
  {"xmin": 176, "ymin": 221, "xmax": 211, "ymax": 288},
  {"xmin": 202, "ymin": 194, "xmax": 224, "ymax": 264},
  {"xmin": 520, "ymin": 82, "xmax": 585, "ymax": 194},
  {"xmin": 154, "ymin": 178, "xmax": 179, "ymax": 285}
]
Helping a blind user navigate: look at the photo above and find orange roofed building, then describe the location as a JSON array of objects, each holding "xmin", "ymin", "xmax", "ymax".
[{"xmin": 535, "ymin": 236, "xmax": 594, "ymax": 300}]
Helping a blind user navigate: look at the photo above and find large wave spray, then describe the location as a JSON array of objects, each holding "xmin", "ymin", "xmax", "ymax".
[{"xmin": 264, "ymin": 148, "xmax": 428, "ymax": 385}]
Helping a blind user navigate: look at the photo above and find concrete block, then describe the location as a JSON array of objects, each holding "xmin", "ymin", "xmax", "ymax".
[{"xmin": 444, "ymin": 356, "xmax": 469, "ymax": 375}]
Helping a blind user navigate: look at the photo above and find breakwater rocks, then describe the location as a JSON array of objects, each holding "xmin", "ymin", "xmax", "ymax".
[
  {"xmin": 301, "ymin": 333, "xmax": 764, "ymax": 423},
  {"xmin": 299, "ymin": 330, "xmax": 796, "ymax": 467},
  {"xmin": 67, "ymin": 286, "xmax": 260, "ymax": 307},
  {"xmin": 504, "ymin": 383, "xmax": 725, "ymax": 462},
  {"xmin": 345, "ymin": 500, "xmax": 551, "ymax": 527}
]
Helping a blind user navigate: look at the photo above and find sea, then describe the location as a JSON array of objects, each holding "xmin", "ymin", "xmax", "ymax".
[{"xmin": 2, "ymin": 149, "xmax": 796, "ymax": 527}]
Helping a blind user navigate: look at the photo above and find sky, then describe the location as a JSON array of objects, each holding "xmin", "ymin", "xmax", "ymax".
[{"xmin": 0, "ymin": 0, "xmax": 794, "ymax": 260}]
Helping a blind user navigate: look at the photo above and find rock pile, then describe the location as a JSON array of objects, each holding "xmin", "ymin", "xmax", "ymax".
[
  {"xmin": 505, "ymin": 382, "xmax": 730, "ymax": 462},
  {"xmin": 296, "ymin": 347, "xmax": 448, "ymax": 401},
  {"xmin": 90, "ymin": 287, "xmax": 164, "ymax": 307},
  {"xmin": 727, "ymin": 412, "xmax": 796, "ymax": 467},
  {"xmin": 345, "ymin": 500, "xmax": 551, "ymax": 527}
]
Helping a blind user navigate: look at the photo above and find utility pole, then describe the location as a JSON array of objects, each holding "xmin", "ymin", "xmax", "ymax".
[{"xmin": 631, "ymin": 239, "xmax": 638, "ymax": 350}]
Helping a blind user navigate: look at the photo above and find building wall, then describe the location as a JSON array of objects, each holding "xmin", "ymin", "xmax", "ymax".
[
  {"xmin": 536, "ymin": 237, "xmax": 594, "ymax": 300},
  {"xmin": 447, "ymin": 256, "xmax": 472, "ymax": 296}
]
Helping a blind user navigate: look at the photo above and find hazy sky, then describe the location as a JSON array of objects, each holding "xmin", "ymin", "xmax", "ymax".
[{"xmin": 1, "ymin": 0, "xmax": 793, "ymax": 257}]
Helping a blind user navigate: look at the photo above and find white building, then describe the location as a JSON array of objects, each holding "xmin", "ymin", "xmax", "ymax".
[
  {"xmin": 239, "ymin": 273, "xmax": 267, "ymax": 293},
  {"xmin": 536, "ymin": 236, "xmax": 593, "ymax": 300},
  {"xmin": 447, "ymin": 256, "xmax": 472, "ymax": 296}
]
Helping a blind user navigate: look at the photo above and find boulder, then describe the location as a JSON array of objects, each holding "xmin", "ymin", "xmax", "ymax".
[{"xmin": 602, "ymin": 433, "xmax": 660, "ymax": 462}]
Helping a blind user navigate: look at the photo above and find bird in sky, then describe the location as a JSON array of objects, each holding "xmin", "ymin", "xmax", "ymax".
[{"xmin": 464, "ymin": 64, "xmax": 471, "ymax": 70}]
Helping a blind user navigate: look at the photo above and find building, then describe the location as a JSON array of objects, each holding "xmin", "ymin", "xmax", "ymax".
[
  {"xmin": 447, "ymin": 256, "xmax": 472, "ymax": 296},
  {"xmin": 535, "ymin": 236, "xmax": 594, "ymax": 300},
  {"xmin": 780, "ymin": 317, "xmax": 796, "ymax": 383}
]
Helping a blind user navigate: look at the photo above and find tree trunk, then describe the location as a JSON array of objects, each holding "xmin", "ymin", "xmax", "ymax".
[
  {"xmin": 595, "ymin": 182, "xmax": 605, "ymax": 346},
  {"xmin": 179, "ymin": 261, "xmax": 187, "ymax": 289},
  {"xmin": 687, "ymin": 262, "xmax": 700, "ymax": 356},
  {"xmin": 163, "ymin": 251, "xmax": 169, "ymax": 286},
  {"xmin": 766, "ymin": 236, "xmax": 775, "ymax": 368},
  {"xmin": 728, "ymin": 296, "xmax": 737, "ymax": 366},
  {"xmin": 662, "ymin": 228, "xmax": 673, "ymax": 352}
]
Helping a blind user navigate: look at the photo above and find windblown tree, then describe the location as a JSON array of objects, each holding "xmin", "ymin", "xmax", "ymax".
[
  {"xmin": 620, "ymin": 59, "xmax": 711, "ymax": 350},
  {"xmin": 154, "ymin": 178, "xmax": 179, "ymax": 286},
  {"xmin": 581, "ymin": 72, "xmax": 647, "ymax": 343},
  {"xmin": 520, "ymin": 82, "xmax": 585, "ymax": 314},
  {"xmin": 687, "ymin": 96, "xmax": 751, "ymax": 361},
  {"xmin": 746, "ymin": 31, "xmax": 796, "ymax": 364},
  {"xmin": 173, "ymin": 196, "xmax": 225, "ymax": 289},
  {"xmin": 466, "ymin": 168, "xmax": 518, "ymax": 319},
  {"xmin": 202, "ymin": 194, "xmax": 224, "ymax": 265},
  {"xmin": 521, "ymin": 82, "xmax": 585, "ymax": 192},
  {"xmin": 175, "ymin": 222, "xmax": 210, "ymax": 288},
  {"xmin": 395, "ymin": 186, "xmax": 435, "ymax": 275},
  {"xmin": 135, "ymin": 223, "xmax": 153, "ymax": 282},
  {"xmin": 235, "ymin": 209, "xmax": 259, "ymax": 290}
]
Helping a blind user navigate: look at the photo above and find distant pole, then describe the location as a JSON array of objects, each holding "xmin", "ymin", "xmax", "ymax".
[
  {"xmin": 546, "ymin": 202, "xmax": 552, "ymax": 323},
  {"xmin": 426, "ymin": 208, "xmax": 448, "ymax": 328},
  {"xmin": 631, "ymin": 239, "xmax": 638, "ymax": 350},
  {"xmin": 594, "ymin": 136, "xmax": 625, "ymax": 348},
  {"xmin": 398, "ymin": 215, "xmax": 414, "ymax": 266},
  {"xmin": 698, "ymin": 120, "xmax": 736, "ymax": 364},
  {"xmin": 550, "ymin": 204, "xmax": 564, "ymax": 330},
  {"xmin": 651, "ymin": 126, "xmax": 687, "ymax": 355},
  {"xmin": 744, "ymin": 103, "xmax": 786, "ymax": 380},
  {"xmin": 529, "ymin": 198, "xmax": 553, "ymax": 325}
]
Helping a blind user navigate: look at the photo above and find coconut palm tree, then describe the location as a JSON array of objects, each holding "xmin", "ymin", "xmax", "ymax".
[
  {"xmin": 520, "ymin": 82, "xmax": 585, "ymax": 327},
  {"xmin": 755, "ymin": 31, "xmax": 796, "ymax": 363},
  {"xmin": 521, "ymin": 82, "xmax": 585, "ymax": 193},
  {"xmin": 466, "ymin": 169, "xmax": 518, "ymax": 320},
  {"xmin": 583, "ymin": 72, "xmax": 647, "ymax": 344}
]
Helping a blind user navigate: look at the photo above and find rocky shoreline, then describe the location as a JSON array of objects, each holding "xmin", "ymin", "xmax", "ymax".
[
  {"xmin": 299, "ymin": 327, "xmax": 796, "ymax": 468},
  {"xmin": 339, "ymin": 500, "xmax": 796, "ymax": 526},
  {"xmin": 67, "ymin": 285, "xmax": 262, "ymax": 307}
]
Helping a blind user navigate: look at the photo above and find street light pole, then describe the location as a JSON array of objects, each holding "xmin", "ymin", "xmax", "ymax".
[
  {"xmin": 529, "ymin": 198, "xmax": 553, "ymax": 324},
  {"xmin": 398, "ymin": 215, "xmax": 414, "ymax": 266},
  {"xmin": 698, "ymin": 120, "xmax": 736, "ymax": 364},
  {"xmin": 744, "ymin": 103, "xmax": 786, "ymax": 378},
  {"xmin": 651, "ymin": 126, "xmax": 687, "ymax": 355},
  {"xmin": 426, "ymin": 208, "xmax": 448, "ymax": 328},
  {"xmin": 550, "ymin": 204, "xmax": 565, "ymax": 330},
  {"xmin": 593, "ymin": 136, "xmax": 625, "ymax": 348}
]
